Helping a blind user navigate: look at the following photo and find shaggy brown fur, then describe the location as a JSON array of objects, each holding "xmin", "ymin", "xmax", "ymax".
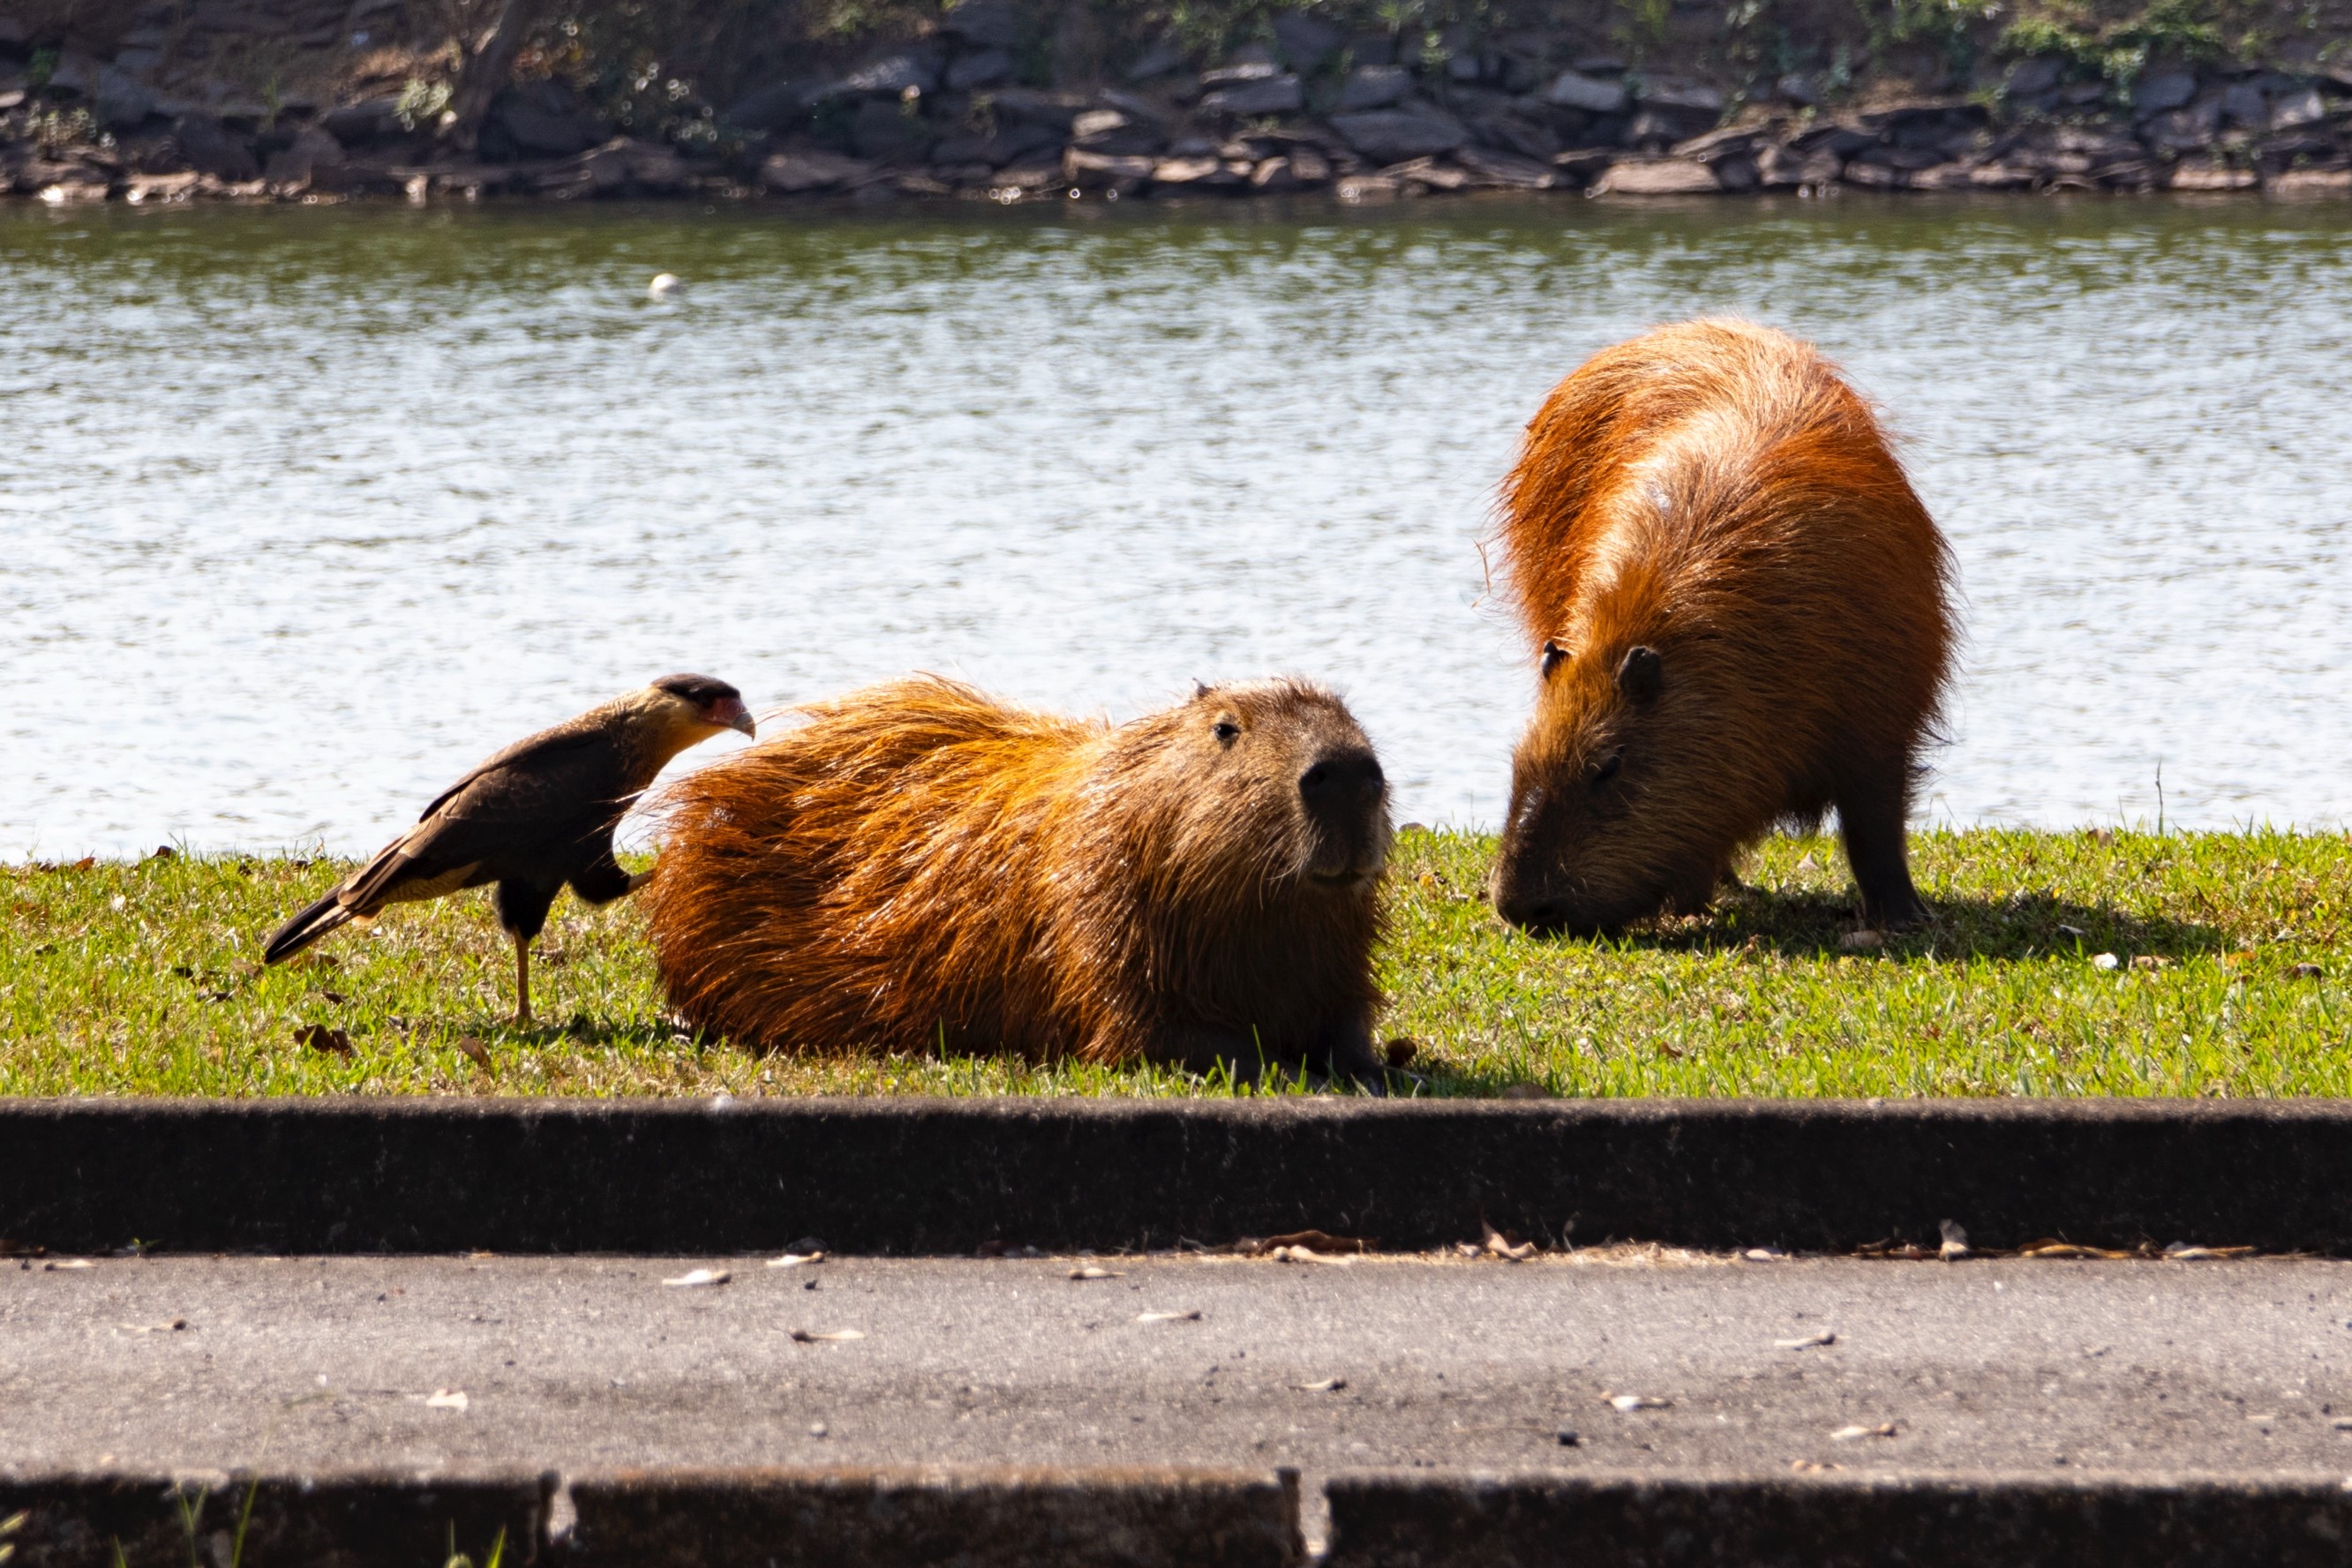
[
  {"xmin": 1490, "ymin": 319, "xmax": 1956, "ymax": 934},
  {"xmin": 643, "ymin": 675, "xmax": 1394, "ymax": 1082}
]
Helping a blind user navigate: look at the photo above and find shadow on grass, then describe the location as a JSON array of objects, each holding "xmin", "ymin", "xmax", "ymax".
[{"xmin": 1589, "ymin": 886, "xmax": 2228, "ymax": 963}]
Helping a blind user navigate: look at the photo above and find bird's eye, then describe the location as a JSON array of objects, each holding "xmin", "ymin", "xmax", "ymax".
[
  {"xmin": 1591, "ymin": 749, "xmax": 1623, "ymax": 786},
  {"xmin": 1212, "ymin": 720, "xmax": 1241, "ymax": 745}
]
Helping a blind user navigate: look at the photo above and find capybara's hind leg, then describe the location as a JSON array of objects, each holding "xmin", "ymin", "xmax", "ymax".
[{"xmin": 1837, "ymin": 764, "xmax": 1931, "ymax": 930}]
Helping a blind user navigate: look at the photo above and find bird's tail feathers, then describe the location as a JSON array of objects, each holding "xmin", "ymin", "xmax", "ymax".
[{"xmin": 263, "ymin": 892, "xmax": 354, "ymax": 964}]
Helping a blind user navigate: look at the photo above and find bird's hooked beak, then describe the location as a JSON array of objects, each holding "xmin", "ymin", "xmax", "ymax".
[{"xmin": 707, "ymin": 696, "xmax": 755, "ymax": 737}]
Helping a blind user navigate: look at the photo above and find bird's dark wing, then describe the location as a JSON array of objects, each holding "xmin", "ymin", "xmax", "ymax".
[{"xmin": 337, "ymin": 727, "xmax": 646, "ymax": 916}]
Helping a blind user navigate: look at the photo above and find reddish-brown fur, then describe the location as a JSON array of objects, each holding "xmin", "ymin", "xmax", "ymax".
[
  {"xmin": 643, "ymin": 674, "xmax": 1394, "ymax": 1081},
  {"xmin": 1490, "ymin": 319, "xmax": 1956, "ymax": 933}
]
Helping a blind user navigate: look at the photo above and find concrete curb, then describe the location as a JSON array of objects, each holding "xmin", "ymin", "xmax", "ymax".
[
  {"xmin": 563, "ymin": 1466, "xmax": 1303, "ymax": 1567},
  {"xmin": 1321, "ymin": 1471, "xmax": 2352, "ymax": 1567},
  {"xmin": 4, "ymin": 1097, "xmax": 2350, "ymax": 1255},
  {"xmin": 0, "ymin": 1469, "xmax": 550, "ymax": 1568}
]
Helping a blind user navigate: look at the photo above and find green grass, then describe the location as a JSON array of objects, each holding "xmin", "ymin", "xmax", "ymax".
[{"xmin": 2, "ymin": 829, "xmax": 2346, "ymax": 1099}]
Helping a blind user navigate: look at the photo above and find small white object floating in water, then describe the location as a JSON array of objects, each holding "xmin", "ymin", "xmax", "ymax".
[{"xmin": 648, "ymin": 272, "xmax": 684, "ymax": 300}]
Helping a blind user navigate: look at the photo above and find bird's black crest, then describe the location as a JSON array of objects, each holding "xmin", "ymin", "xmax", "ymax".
[{"xmin": 653, "ymin": 673, "xmax": 741, "ymax": 704}]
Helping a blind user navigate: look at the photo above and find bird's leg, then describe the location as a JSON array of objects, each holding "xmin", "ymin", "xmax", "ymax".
[{"xmin": 513, "ymin": 934, "xmax": 532, "ymax": 1029}]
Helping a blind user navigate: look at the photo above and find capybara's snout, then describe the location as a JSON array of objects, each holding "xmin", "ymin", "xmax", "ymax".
[{"xmin": 1297, "ymin": 744, "xmax": 1390, "ymax": 885}]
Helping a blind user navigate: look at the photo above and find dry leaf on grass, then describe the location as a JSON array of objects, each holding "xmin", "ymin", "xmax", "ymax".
[
  {"xmin": 1253, "ymin": 1231, "xmax": 1371, "ymax": 1255},
  {"xmin": 295, "ymin": 1024, "xmax": 352, "ymax": 1059},
  {"xmin": 1482, "ymin": 1223, "xmax": 1536, "ymax": 1262},
  {"xmin": 662, "ymin": 1268, "xmax": 731, "ymax": 1288},
  {"xmin": 2163, "ymin": 1243, "xmax": 2255, "ymax": 1260},
  {"xmin": 1268, "ymin": 1245, "xmax": 1353, "ymax": 1265},
  {"xmin": 455, "ymin": 1035, "xmax": 492, "ymax": 1073},
  {"xmin": 1830, "ymin": 1422, "xmax": 1897, "ymax": 1441},
  {"xmin": 766, "ymin": 1252, "xmax": 825, "ymax": 1268}
]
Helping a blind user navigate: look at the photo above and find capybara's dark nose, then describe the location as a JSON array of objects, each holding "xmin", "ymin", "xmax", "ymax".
[{"xmin": 1300, "ymin": 752, "xmax": 1384, "ymax": 808}]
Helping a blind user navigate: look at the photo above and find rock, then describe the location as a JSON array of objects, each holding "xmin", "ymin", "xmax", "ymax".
[
  {"xmin": 2269, "ymin": 86, "xmax": 2328, "ymax": 131},
  {"xmin": 1575, "ymin": 54, "xmax": 1628, "ymax": 74},
  {"xmin": 1966, "ymin": 161, "xmax": 2037, "ymax": 188},
  {"xmin": 263, "ymin": 124, "xmax": 345, "ymax": 186},
  {"xmin": 723, "ymin": 79, "xmax": 813, "ymax": 131},
  {"xmin": 1335, "ymin": 172, "xmax": 1401, "ymax": 200},
  {"xmin": 1454, "ymin": 144, "xmax": 1557, "ymax": 188},
  {"xmin": 1124, "ymin": 42, "xmax": 1185, "ymax": 82},
  {"xmin": 1271, "ymin": 11, "xmax": 1345, "ymax": 72},
  {"xmin": 1250, "ymin": 154, "xmax": 1297, "ymax": 191},
  {"xmin": 1776, "ymin": 72, "xmax": 1818, "ymax": 106},
  {"xmin": 946, "ymin": 49, "xmax": 1012, "ymax": 91},
  {"xmin": 834, "ymin": 49, "xmax": 941, "ymax": 99},
  {"xmin": 2003, "ymin": 56, "xmax": 2065, "ymax": 99},
  {"xmin": 323, "ymin": 95, "xmax": 404, "ymax": 144},
  {"xmin": 1550, "ymin": 147, "xmax": 1617, "ymax": 186},
  {"xmin": 2143, "ymin": 99, "xmax": 2222, "ymax": 151},
  {"xmin": 852, "ymin": 98, "xmax": 932, "ymax": 161},
  {"xmin": 1287, "ymin": 144, "xmax": 1331, "ymax": 183},
  {"xmin": 2221, "ymin": 82, "xmax": 2268, "ymax": 125},
  {"xmin": 1672, "ymin": 124, "xmax": 1766, "ymax": 161},
  {"xmin": 1635, "ymin": 79, "xmax": 1725, "ymax": 112},
  {"xmin": 2133, "ymin": 71, "xmax": 2198, "ymax": 115},
  {"xmin": 1063, "ymin": 146, "xmax": 1151, "ymax": 191},
  {"xmin": 942, "ymin": 0, "xmax": 1019, "ymax": 50},
  {"xmin": 1386, "ymin": 156, "xmax": 1471, "ymax": 191},
  {"xmin": 2268, "ymin": 166, "xmax": 2352, "ymax": 196},
  {"xmin": 1200, "ymin": 56, "xmax": 1280, "ymax": 88},
  {"xmin": 1149, "ymin": 154, "xmax": 1229, "ymax": 186},
  {"xmin": 1339, "ymin": 64, "xmax": 1412, "ymax": 111},
  {"xmin": 2168, "ymin": 157, "xmax": 2258, "ymax": 190},
  {"xmin": 1199, "ymin": 75, "xmax": 1302, "ymax": 117},
  {"xmin": 48, "ymin": 54, "xmax": 155, "ymax": 130},
  {"xmin": 124, "ymin": 169, "xmax": 201, "ymax": 202},
  {"xmin": 1592, "ymin": 157, "xmax": 1719, "ymax": 194},
  {"xmin": 1544, "ymin": 71, "xmax": 1627, "ymax": 114},
  {"xmin": 991, "ymin": 159, "xmax": 1064, "ymax": 191},
  {"xmin": 1840, "ymin": 159, "xmax": 1906, "ymax": 187},
  {"xmin": 931, "ymin": 123, "xmax": 1061, "ymax": 167},
  {"xmin": 493, "ymin": 82, "xmax": 609, "ymax": 157},
  {"xmin": 1071, "ymin": 109, "xmax": 1164, "ymax": 157},
  {"xmin": 757, "ymin": 148, "xmax": 875, "ymax": 192},
  {"xmin": 1756, "ymin": 143, "xmax": 1843, "ymax": 186},
  {"xmin": 1908, "ymin": 161, "xmax": 1973, "ymax": 189},
  {"xmin": 991, "ymin": 88, "xmax": 1090, "ymax": 130},
  {"xmin": 1330, "ymin": 106, "xmax": 1468, "ymax": 162},
  {"xmin": 1472, "ymin": 111, "xmax": 1559, "ymax": 161},
  {"xmin": 171, "ymin": 113, "xmax": 259, "ymax": 182}
]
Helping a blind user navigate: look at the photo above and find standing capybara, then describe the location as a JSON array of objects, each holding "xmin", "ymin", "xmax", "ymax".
[
  {"xmin": 642, "ymin": 674, "xmax": 1394, "ymax": 1084},
  {"xmin": 1489, "ymin": 319, "xmax": 1956, "ymax": 934}
]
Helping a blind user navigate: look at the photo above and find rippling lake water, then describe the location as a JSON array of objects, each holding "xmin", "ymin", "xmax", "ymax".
[{"xmin": 4, "ymin": 194, "xmax": 2348, "ymax": 858}]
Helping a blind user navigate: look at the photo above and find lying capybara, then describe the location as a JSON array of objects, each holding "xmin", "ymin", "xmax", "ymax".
[
  {"xmin": 642, "ymin": 674, "xmax": 1394, "ymax": 1083},
  {"xmin": 1489, "ymin": 319, "xmax": 1956, "ymax": 934}
]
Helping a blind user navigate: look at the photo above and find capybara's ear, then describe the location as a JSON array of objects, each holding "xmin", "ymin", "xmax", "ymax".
[
  {"xmin": 1192, "ymin": 679, "xmax": 1214, "ymax": 701},
  {"xmin": 1617, "ymin": 645, "xmax": 1664, "ymax": 703},
  {"xmin": 1540, "ymin": 641, "xmax": 1568, "ymax": 678}
]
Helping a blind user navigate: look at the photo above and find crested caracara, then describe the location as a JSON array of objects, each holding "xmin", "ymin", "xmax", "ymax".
[{"xmin": 262, "ymin": 674, "xmax": 755, "ymax": 1026}]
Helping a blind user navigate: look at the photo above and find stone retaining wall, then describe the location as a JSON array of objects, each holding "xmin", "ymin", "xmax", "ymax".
[{"xmin": 5, "ymin": 2, "xmax": 2350, "ymax": 205}]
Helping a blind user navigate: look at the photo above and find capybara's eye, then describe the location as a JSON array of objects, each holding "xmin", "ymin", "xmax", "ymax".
[
  {"xmin": 1212, "ymin": 720, "xmax": 1241, "ymax": 745},
  {"xmin": 1540, "ymin": 641, "xmax": 1567, "ymax": 678},
  {"xmin": 1591, "ymin": 749, "xmax": 1624, "ymax": 786}
]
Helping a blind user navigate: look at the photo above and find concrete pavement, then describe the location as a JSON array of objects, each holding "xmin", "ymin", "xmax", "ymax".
[{"xmin": 11, "ymin": 1249, "xmax": 2352, "ymax": 1561}]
